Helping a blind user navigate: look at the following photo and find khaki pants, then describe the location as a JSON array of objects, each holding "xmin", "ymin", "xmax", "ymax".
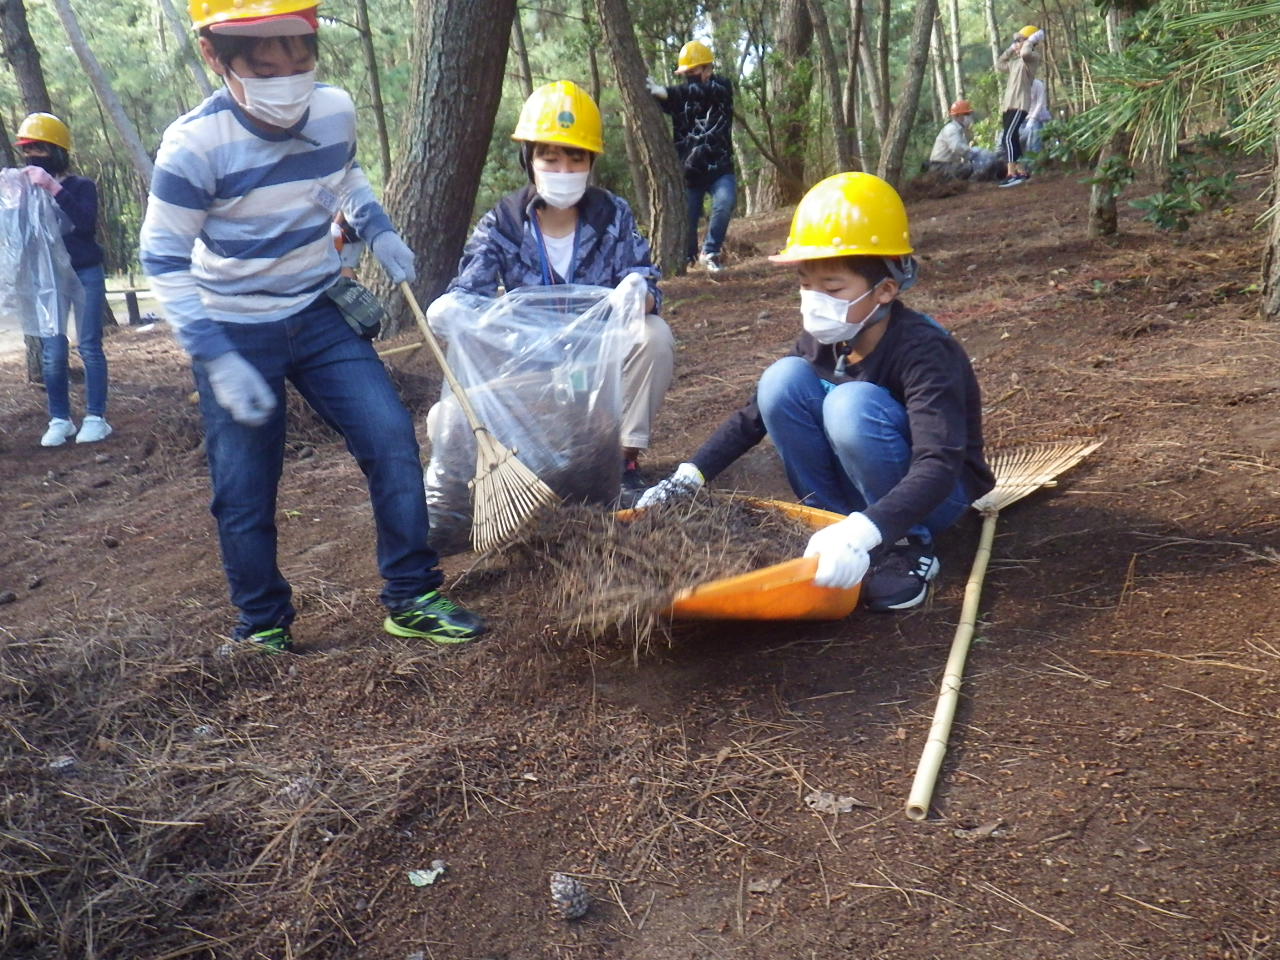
[{"xmin": 621, "ymin": 313, "xmax": 675, "ymax": 450}]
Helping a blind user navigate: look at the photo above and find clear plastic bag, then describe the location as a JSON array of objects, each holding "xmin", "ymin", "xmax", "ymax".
[
  {"xmin": 424, "ymin": 283, "xmax": 643, "ymax": 555},
  {"xmin": 0, "ymin": 169, "xmax": 82, "ymax": 337}
]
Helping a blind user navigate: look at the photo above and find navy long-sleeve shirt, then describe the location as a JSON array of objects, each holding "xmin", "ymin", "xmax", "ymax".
[
  {"xmin": 691, "ymin": 302, "xmax": 995, "ymax": 546},
  {"xmin": 658, "ymin": 75, "xmax": 735, "ymax": 189},
  {"xmin": 54, "ymin": 175, "xmax": 103, "ymax": 270}
]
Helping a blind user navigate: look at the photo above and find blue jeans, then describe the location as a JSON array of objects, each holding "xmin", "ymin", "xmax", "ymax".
[
  {"xmin": 193, "ymin": 296, "xmax": 443, "ymax": 634},
  {"xmin": 685, "ymin": 172, "xmax": 736, "ymax": 262},
  {"xmin": 756, "ymin": 356, "xmax": 971, "ymax": 543},
  {"xmin": 42, "ymin": 263, "xmax": 108, "ymax": 419}
]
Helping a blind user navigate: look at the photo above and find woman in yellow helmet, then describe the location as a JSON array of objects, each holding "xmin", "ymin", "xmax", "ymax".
[
  {"xmin": 996, "ymin": 25, "xmax": 1045, "ymax": 186},
  {"xmin": 17, "ymin": 112, "xmax": 113, "ymax": 446},
  {"xmin": 639, "ymin": 173, "xmax": 994, "ymax": 611},
  {"xmin": 434, "ymin": 80, "xmax": 674, "ymax": 499}
]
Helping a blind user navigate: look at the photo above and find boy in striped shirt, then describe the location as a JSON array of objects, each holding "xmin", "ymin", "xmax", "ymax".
[{"xmin": 140, "ymin": 0, "xmax": 485, "ymax": 652}]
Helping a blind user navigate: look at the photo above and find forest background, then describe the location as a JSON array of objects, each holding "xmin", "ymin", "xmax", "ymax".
[{"xmin": 1, "ymin": 0, "xmax": 1278, "ymax": 328}]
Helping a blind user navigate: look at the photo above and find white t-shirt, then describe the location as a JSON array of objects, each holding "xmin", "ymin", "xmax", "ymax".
[{"xmin": 542, "ymin": 231, "xmax": 574, "ymax": 280}]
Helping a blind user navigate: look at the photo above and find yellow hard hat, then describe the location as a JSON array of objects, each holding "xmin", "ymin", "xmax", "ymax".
[
  {"xmin": 676, "ymin": 40, "xmax": 714, "ymax": 73},
  {"xmin": 1019, "ymin": 24, "xmax": 1039, "ymax": 37},
  {"xmin": 770, "ymin": 172, "xmax": 913, "ymax": 263},
  {"xmin": 189, "ymin": 0, "xmax": 318, "ymax": 34},
  {"xmin": 511, "ymin": 81, "xmax": 603, "ymax": 154},
  {"xmin": 17, "ymin": 113, "xmax": 71, "ymax": 151}
]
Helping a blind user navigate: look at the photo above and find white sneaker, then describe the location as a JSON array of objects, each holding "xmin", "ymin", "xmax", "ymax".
[
  {"xmin": 700, "ymin": 253, "xmax": 725, "ymax": 274},
  {"xmin": 76, "ymin": 415, "xmax": 113, "ymax": 443},
  {"xmin": 40, "ymin": 418, "xmax": 77, "ymax": 447}
]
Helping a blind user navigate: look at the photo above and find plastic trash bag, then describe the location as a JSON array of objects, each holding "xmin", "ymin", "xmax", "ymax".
[
  {"xmin": 424, "ymin": 282, "xmax": 642, "ymax": 555},
  {"xmin": 0, "ymin": 168, "xmax": 82, "ymax": 337}
]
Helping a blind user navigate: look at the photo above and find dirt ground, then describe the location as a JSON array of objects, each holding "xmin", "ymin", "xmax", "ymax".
[{"xmin": 3, "ymin": 163, "xmax": 1280, "ymax": 960}]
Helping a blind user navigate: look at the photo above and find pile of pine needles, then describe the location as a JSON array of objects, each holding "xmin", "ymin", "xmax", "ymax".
[{"xmin": 503, "ymin": 493, "xmax": 812, "ymax": 650}]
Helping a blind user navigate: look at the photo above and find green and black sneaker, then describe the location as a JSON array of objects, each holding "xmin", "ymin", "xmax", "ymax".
[
  {"xmin": 384, "ymin": 591, "xmax": 487, "ymax": 644},
  {"xmin": 234, "ymin": 626, "xmax": 294, "ymax": 654}
]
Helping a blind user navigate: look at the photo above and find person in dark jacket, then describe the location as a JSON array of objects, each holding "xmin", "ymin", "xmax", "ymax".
[
  {"xmin": 639, "ymin": 173, "xmax": 994, "ymax": 612},
  {"xmin": 648, "ymin": 40, "xmax": 735, "ymax": 273},
  {"xmin": 17, "ymin": 112, "xmax": 112, "ymax": 446},
  {"xmin": 435, "ymin": 81, "xmax": 674, "ymax": 492}
]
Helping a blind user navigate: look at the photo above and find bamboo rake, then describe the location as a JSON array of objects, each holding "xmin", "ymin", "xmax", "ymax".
[
  {"xmin": 904, "ymin": 439, "xmax": 1105, "ymax": 821},
  {"xmin": 399, "ymin": 282, "xmax": 560, "ymax": 553}
]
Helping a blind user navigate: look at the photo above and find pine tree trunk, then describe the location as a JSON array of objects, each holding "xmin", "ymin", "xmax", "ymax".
[
  {"xmin": 857, "ymin": 0, "xmax": 888, "ymax": 145},
  {"xmin": 49, "ymin": 0, "xmax": 153, "ymax": 187},
  {"xmin": 157, "ymin": 0, "xmax": 213, "ymax": 98},
  {"xmin": 759, "ymin": 0, "xmax": 813, "ymax": 208},
  {"xmin": 354, "ymin": 0, "xmax": 393, "ymax": 183},
  {"xmin": 877, "ymin": 0, "xmax": 939, "ymax": 189},
  {"xmin": 1261, "ymin": 134, "xmax": 1280, "ymax": 321},
  {"xmin": 947, "ymin": 0, "xmax": 963, "ymax": 98},
  {"xmin": 593, "ymin": 0, "xmax": 687, "ymax": 275},
  {"xmin": 0, "ymin": 0, "xmax": 51, "ymax": 112},
  {"xmin": 984, "ymin": 0, "xmax": 1001, "ymax": 67},
  {"xmin": 375, "ymin": 0, "xmax": 517, "ymax": 336},
  {"xmin": 1088, "ymin": 9, "xmax": 1125, "ymax": 237},
  {"xmin": 808, "ymin": 0, "xmax": 855, "ymax": 171},
  {"xmin": 510, "ymin": 12, "xmax": 534, "ymax": 99},
  {"xmin": 930, "ymin": 13, "xmax": 950, "ymax": 120}
]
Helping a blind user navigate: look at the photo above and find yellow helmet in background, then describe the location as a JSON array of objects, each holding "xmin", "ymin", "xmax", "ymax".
[
  {"xmin": 17, "ymin": 113, "xmax": 71, "ymax": 150},
  {"xmin": 770, "ymin": 172, "xmax": 913, "ymax": 263},
  {"xmin": 1019, "ymin": 24, "xmax": 1040, "ymax": 37},
  {"xmin": 676, "ymin": 40, "xmax": 714, "ymax": 73},
  {"xmin": 189, "ymin": 0, "xmax": 318, "ymax": 34},
  {"xmin": 512, "ymin": 81, "xmax": 603, "ymax": 154}
]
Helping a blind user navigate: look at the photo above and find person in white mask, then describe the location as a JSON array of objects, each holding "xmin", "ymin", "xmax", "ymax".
[
  {"xmin": 639, "ymin": 173, "xmax": 994, "ymax": 612},
  {"xmin": 138, "ymin": 0, "xmax": 486, "ymax": 653},
  {"xmin": 434, "ymin": 81, "xmax": 675, "ymax": 503}
]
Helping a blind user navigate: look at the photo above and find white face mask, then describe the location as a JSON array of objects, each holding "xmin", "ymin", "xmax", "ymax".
[
  {"xmin": 229, "ymin": 68, "xmax": 316, "ymax": 129},
  {"xmin": 801, "ymin": 286, "xmax": 885, "ymax": 344},
  {"xmin": 534, "ymin": 170, "xmax": 589, "ymax": 209}
]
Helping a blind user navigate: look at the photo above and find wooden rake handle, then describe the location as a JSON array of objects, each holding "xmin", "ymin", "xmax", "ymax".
[
  {"xmin": 398, "ymin": 281, "xmax": 488, "ymax": 438},
  {"xmin": 904, "ymin": 506, "xmax": 1000, "ymax": 821}
]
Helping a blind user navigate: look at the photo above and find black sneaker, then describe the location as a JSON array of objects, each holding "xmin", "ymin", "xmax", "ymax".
[
  {"xmin": 384, "ymin": 590, "xmax": 487, "ymax": 644},
  {"xmin": 619, "ymin": 457, "xmax": 646, "ymax": 509},
  {"xmin": 862, "ymin": 537, "xmax": 940, "ymax": 612},
  {"xmin": 233, "ymin": 625, "xmax": 294, "ymax": 654}
]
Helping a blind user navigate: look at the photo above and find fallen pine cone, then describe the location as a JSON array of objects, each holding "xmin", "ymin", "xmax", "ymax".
[{"xmin": 549, "ymin": 872, "xmax": 590, "ymax": 920}]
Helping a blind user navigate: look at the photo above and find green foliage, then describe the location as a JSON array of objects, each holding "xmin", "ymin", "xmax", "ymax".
[
  {"xmin": 1130, "ymin": 153, "xmax": 1236, "ymax": 231},
  {"xmin": 1069, "ymin": 0, "xmax": 1280, "ymax": 166},
  {"xmin": 1084, "ymin": 154, "xmax": 1135, "ymax": 201},
  {"xmin": 1129, "ymin": 190, "xmax": 1199, "ymax": 231}
]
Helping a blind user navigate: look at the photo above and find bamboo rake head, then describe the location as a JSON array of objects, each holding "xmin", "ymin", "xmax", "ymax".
[
  {"xmin": 469, "ymin": 428, "xmax": 561, "ymax": 553},
  {"xmin": 973, "ymin": 439, "xmax": 1105, "ymax": 513}
]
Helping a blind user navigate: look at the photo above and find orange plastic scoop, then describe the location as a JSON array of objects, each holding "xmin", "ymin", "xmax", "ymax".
[{"xmin": 617, "ymin": 497, "xmax": 861, "ymax": 621}]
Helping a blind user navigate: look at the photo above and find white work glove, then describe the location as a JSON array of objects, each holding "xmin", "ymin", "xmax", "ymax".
[
  {"xmin": 610, "ymin": 271, "xmax": 649, "ymax": 322},
  {"xmin": 204, "ymin": 351, "xmax": 277, "ymax": 427},
  {"xmin": 1024, "ymin": 29, "xmax": 1044, "ymax": 48},
  {"xmin": 646, "ymin": 76, "xmax": 668, "ymax": 99},
  {"xmin": 22, "ymin": 165, "xmax": 61, "ymax": 195},
  {"xmin": 635, "ymin": 462, "xmax": 704, "ymax": 509},
  {"xmin": 371, "ymin": 231, "xmax": 416, "ymax": 284},
  {"xmin": 804, "ymin": 512, "xmax": 882, "ymax": 590}
]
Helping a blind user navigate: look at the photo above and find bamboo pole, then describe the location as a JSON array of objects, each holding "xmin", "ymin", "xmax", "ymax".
[
  {"xmin": 905, "ymin": 507, "xmax": 997, "ymax": 821},
  {"xmin": 904, "ymin": 440, "xmax": 1103, "ymax": 821}
]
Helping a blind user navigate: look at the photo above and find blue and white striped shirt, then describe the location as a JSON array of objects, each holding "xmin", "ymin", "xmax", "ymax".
[{"xmin": 140, "ymin": 85, "xmax": 392, "ymax": 359}]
